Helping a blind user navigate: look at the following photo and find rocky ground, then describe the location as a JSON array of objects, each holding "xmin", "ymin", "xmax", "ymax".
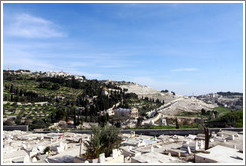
[
  {"xmin": 161, "ymin": 97, "xmax": 216, "ymax": 116},
  {"xmin": 120, "ymin": 83, "xmax": 216, "ymax": 116},
  {"xmin": 120, "ymin": 83, "xmax": 181, "ymax": 104}
]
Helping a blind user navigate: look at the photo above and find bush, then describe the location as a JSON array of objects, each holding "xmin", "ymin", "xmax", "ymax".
[
  {"xmin": 84, "ymin": 124, "xmax": 122, "ymax": 159},
  {"xmin": 51, "ymin": 84, "xmax": 60, "ymax": 90},
  {"xmin": 43, "ymin": 146, "xmax": 51, "ymax": 154},
  {"xmin": 30, "ymin": 119, "xmax": 47, "ymax": 130},
  {"xmin": 39, "ymin": 82, "xmax": 52, "ymax": 89},
  {"xmin": 3, "ymin": 118, "xmax": 15, "ymax": 126},
  {"xmin": 206, "ymin": 110, "xmax": 243, "ymax": 128}
]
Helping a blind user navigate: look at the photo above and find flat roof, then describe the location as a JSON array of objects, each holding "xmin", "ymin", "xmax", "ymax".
[
  {"xmin": 3, "ymin": 150, "xmax": 28, "ymax": 160},
  {"xmin": 131, "ymin": 151, "xmax": 183, "ymax": 163},
  {"xmin": 195, "ymin": 145, "xmax": 244, "ymax": 163}
]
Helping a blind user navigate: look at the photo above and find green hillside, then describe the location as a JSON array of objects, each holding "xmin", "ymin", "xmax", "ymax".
[{"xmin": 3, "ymin": 70, "xmax": 162, "ymax": 130}]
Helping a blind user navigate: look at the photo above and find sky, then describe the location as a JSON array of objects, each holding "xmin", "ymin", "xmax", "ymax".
[{"xmin": 2, "ymin": 3, "xmax": 244, "ymax": 96}]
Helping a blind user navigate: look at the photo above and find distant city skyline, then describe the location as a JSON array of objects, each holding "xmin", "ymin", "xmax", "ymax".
[{"xmin": 3, "ymin": 2, "xmax": 244, "ymax": 95}]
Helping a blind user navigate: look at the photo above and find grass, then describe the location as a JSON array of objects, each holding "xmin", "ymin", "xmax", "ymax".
[
  {"xmin": 213, "ymin": 106, "xmax": 232, "ymax": 117},
  {"xmin": 131, "ymin": 124, "xmax": 199, "ymax": 130},
  {"xmin": 3, "ymin": 102, "xmax": 57, "ymax": 123},
  {"xmin": 176, "ymin": 112, "xmax": 200, "ymax": 117},
  {"xmin": 175, "ymin": 106, "xmax": 234, "ymax": 119},
  {"xmin": 4, "ymin": 80, "xmax": 82, "ymax": 101},
  {"xmin": 206, "ymin": 110, "xmax": 243, "ymax": 128}
]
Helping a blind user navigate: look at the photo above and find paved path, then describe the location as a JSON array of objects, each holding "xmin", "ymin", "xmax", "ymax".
[{"xmin": 142, "ymin": 98, "xmax": 184, "ymax": 125}]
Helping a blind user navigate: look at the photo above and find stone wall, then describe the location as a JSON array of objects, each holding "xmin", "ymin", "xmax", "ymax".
[
  {"xmin": 3, "ymin": 125, "xmax": 29, "ymax": 131},
  {"xmin": 34, "ymin": 128, "xmax": 243, "ymax": 136},
  {"xmin": 122, "ymin": 128, "xmax": 243, "ymax": 136},
  {"xmin": 166, "ymin": 117, "xmax": 202, "ymax": 125}
]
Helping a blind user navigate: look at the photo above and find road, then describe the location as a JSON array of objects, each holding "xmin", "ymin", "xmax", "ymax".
[{"xmin": 142, "ymin": 98, "xmax": 184, "ymax": 125}]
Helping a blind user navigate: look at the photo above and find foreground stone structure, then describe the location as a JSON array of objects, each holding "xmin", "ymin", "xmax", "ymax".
[{"xmin": 2, "ymin": 129, "xmax": 244, "ymax": 163}]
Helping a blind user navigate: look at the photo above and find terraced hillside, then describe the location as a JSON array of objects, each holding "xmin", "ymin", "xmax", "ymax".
[
  {"xmin": 119, "ymin": 83, "xmax": 181, "ymax": 104},
  {"xmin": 119, "ymin": 82, "xmax": 216, "ymax": 116},
  {"xmin": 3, "ymin": 71, "xmax": 163, "ymax": 130}
]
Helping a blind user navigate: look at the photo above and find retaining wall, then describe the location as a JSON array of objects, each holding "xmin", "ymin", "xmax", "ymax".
[
  {"xmin": 3, "ymin": 125, "xmax": 29, "ymax": 131},
  {"xmin": 34, "ymin": 128, "xmax": 243, "ymax": 136}
]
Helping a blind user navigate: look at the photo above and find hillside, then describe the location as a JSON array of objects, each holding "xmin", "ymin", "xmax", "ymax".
[
  {"xmin": 196, "ymin": 92, "xmax": 243, "ymax": 110},
  {"xmin": 119, "ymin": 83, "xmax": 181, "ymax": 104},
  {"xmin": 3, "ymin": 69, "xmax": 242, "ymax": 130},
  {"xmin": 3, "ymin": 70, "xmax": 162, "ymax": 129},
  {"xmin": 119, "ymin": 82, "xmax": 216, "ymax": 116}
]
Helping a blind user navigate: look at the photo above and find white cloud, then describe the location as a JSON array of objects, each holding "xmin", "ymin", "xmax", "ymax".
[
  {"xmin": 3, "ymin": 43, "xmax": 58, "ymax": 72},
  {"xmin": 6, "ymin": 13, "xmax": 65, "ymax": 38},
  {"xmin": 4, "ymin": 56, "xmax": 56, "ymax": 72},
  {"xmin": 171, "ymin": 68, "xmax": 198, "ymax": 72}
]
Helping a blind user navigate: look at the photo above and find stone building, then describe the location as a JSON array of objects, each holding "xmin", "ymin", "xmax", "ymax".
[{"xmin": 130, "ymin": 108, "xmax": 138, "ymax": 119}]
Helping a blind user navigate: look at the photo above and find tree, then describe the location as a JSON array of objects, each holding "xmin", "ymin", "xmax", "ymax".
[
  {"xmin": 15, "ymin": 116, "xmax": 21, "ymax": 125},
  {"xmin": 3, "ymin": 118, "xmax": 15, "ymax": 126},
  {"xmin": 19, "ymin": 89, "xmax": 23, "ymax": 96},
  {"xmin": 198, "ymin": 118, "xmax": 212, "ymax": 150},
  {"xmin": 30, "ymin": 119, "xmax": 47, "ymax": 130},
  {"xmin": 51, "ymin": 83, "xmax": 60, "ymax": 90},
  {"xmin": 203, "ymin": 126, "xmax": 212, "ymax": 150},
  {"xmin": 24, "ymin": 119, "xmax": 32, "ymax": 125},
  {"xmin": 98, "ymin": 114, "xmax": 108, "ymax": 127},
  {"xmin": 161, "ymin": 89, "xmax": 169, "ymax": 93},
  {"xmin": 175, "ymin": 118, "xmax": 179, "ymax": 129},
  {"xmin": 115, "ymin": 121, "xmax": 121, "ymax": 128},
  {"xmin": 39, "ymin": 82, "xmax": 52, "ymax": 89},
  {"xmin": 201, "ymin": 108, "xmax": 206, "ymax": 116},
  {"xmin": 83, "ymin": 125, "xmax": 122, "ymax": 159},
  {"xmin": 10, "ymin": 84, "xmax": 14, "ymax": 93},
  {"xmin": 43, "ymin": 146, "xmax": 51, "ymax": 154},
  {"xmin": 137, "ymin": 117, "xmax": 144, "ymax": 127}
]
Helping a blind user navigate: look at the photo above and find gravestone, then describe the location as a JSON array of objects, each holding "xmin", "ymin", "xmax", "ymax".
[
  {"xmin": 187, "ymin": 146, "xmax": 191, "ymax": 154},
  {"xmin": 186, "ymin": 140, "xmax": 190, "ymax": 145},
  {"xmin": 99, "ymin": 153, "xmax": 105, "ymax": 163},
  {"xmin": 130, "ymin": 131, "xmax": 135, "ymax": 137},
  {"xmin": 195, "ymin": 140, "xmax": 199, "ymax": 151},
  {"xmin": 92, "ymin": 159, "xmax": 98, "ymax": 163},
  {"xmin": 160, "ymin": 118, "xmax": 167, "ymax": 126},
  {"xmin": 32, "ymin": 157, "xmax": 37, "ymax": 162},
  {"xmin": 200, "ymin": 140, "xmax": 205, "ymax": 149},
  {"xmin": 112, "ymin": 149, "xmax": 118, "ymax": 158},
  {"xmin": 228, "ymin": 135, "xmax": 235, "ymax": 140},
  {"xmin": 135, "ymin": 152, "xmax": 141, "ymax": 157},
  {"xmin": 150, "ymin": 146, "xmax": 154, "ymax": 152}
]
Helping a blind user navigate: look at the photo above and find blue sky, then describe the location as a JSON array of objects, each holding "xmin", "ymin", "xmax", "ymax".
[{"xmin": 3, "ymin": 3, "xmax": 244, "ymax": 95}]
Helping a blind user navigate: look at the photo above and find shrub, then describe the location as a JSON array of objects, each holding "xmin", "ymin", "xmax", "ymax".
[
  {"xmin": 3, "ymin": 118, "xmax": 15, "ymax": 126},
  {"xmin": 84, "ymin": 124, "xmax": 122, "ymax": 159},
  {"xmin": 43, "ymin": 146, "xmax": 51, "ymax": 154},
  {"xmin": 30, "ymin": 119, "xmax": 47, "ymax": 130},
  {"xmin": 206, "ymin": 110, "xmax": 243, "ymax": 128},
  {"xmin": 51, "ymin": 84, "xmax": 60, "ymax": 90}
]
